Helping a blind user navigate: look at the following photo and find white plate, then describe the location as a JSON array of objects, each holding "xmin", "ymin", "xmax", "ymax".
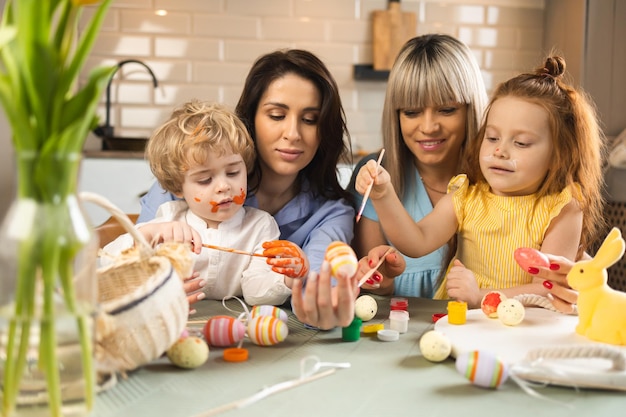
[{"xmin": 435, "ymin": 307, "xmax": 626, "ymax": 391}]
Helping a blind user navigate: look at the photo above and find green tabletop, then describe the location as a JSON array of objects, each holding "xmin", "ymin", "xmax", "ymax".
[{"xmin": 93, "ymin": 296, "xmax": 625, "ymax": 417}]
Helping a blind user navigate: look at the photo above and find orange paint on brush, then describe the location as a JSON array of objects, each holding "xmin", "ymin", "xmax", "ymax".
[{"xmin": 233, "ymin": 189, "xmax": 246, "ymax": 205}]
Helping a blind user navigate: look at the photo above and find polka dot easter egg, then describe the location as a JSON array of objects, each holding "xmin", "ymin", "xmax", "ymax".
[
  {"xmin": 355, "ymin": 295, "xmax": 378, "ymax": 321},
  {"xmin": 203, "ymin": 315, "xmax": 246, "ymax": 347},
  {"xmin": 419, "ymin": 330, "xmax": 452, "ymax": 362},
  {"xmin": 497, "ymin": 299, "xmax": 525, "ymax": 326},
  {"xmin": 455, "ymin": 350, "xmax": 509, "ymax": 389},
  {"xmin": 324, "ymin": 241, "xmax": 358, "ymax": 279},
  {"xmin": 167, "ymin": 336, "xmax": 209, "ymax": 369},
  {"xmin": 250, "ymin": 305, "xmax": 289, "ymax": 324},
  {"xmin": 247, "ymin": 315, "xmax": 289, "ymax": 346}
]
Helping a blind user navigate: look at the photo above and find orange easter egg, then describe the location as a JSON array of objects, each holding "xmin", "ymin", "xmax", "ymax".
[{"xmin": 324, "ymin": 241, "xmax": 358, "ymax": 279}]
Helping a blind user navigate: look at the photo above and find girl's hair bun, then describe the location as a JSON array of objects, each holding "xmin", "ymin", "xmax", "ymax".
[{"xmin": 538, "ymin": 56, "xmax": 566, "ymax": 79}]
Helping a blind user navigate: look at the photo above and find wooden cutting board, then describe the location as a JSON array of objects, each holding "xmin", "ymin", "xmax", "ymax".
[{"xmin": 372, "ymin": 0, "xmax": 416, "ymax": 71}]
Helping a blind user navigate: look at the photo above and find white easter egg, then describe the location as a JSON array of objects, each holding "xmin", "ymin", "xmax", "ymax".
[
  {"xmin": 455, "ymin": 350, "xmax": 509, "ymax": 389},
  {"xmin": 497, "ymin": 299, "xmax": 525, "ymax": 326},
  {"xmin": 167, "ymin": 336, "xmax": 209, "ymax": 369},
  {"xmin": 419, "ymin": 330, "xmax": 452, "ymax": 362},
  {"xmin": 355, "ymin": 295, "xmax": 378, "ymax": 321}
]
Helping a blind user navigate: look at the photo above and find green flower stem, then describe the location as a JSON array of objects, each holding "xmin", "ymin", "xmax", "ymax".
[{"xmin": 2, "ymin": 153, "xmax": 95, "ymax": 417}]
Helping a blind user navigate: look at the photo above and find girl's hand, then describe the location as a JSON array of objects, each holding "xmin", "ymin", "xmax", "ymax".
[
  {"xmin": 291, "ymin": 260, "xmax": 359, "ymax": 329},
  {"xmin": 262, "ymin": 240, "xmax": 310, "ymax": 278},
  {"xmin": 182, "ymin": 271, "xmax": 206, "ymax": 315},
  {"xmin": 138, "ymin": 221, "xmax": 203, "ymax": 254},
  {"xmin": 446, "ymin": 259, "xmax": 482, "ymax": 308},
  {"xmin": 354, "ymin": 160, "xmax": 391, "ymax": 200}
]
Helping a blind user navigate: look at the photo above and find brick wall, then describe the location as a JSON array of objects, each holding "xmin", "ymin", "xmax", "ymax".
[{"xmin": 82, "ymin": 0, "xmax": 545, "ymax": 154}]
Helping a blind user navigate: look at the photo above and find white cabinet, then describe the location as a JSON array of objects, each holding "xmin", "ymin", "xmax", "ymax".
[{"xmin": 78, "ymin": 156, "xmax": 155, "ymax": 226}]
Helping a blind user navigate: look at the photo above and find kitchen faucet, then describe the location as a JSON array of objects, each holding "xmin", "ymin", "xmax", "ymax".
[{"xmin": 93, "ymin": 59, "xmax": 159, "ymax": 140}]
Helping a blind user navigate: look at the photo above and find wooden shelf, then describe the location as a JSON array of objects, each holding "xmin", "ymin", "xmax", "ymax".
[{"xmin": 353, "ymin": 64, "xmax": 389, "ymax": 81}]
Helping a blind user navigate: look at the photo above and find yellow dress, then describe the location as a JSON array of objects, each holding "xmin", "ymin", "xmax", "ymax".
[{"xmin": 434, "ymin": 174, "xmax": 577, "ymax": 299}]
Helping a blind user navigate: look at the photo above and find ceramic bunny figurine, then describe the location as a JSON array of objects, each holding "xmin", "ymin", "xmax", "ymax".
[{"xmin": 567, "ymin": 227, "xmax": 626, "ymax": 345}]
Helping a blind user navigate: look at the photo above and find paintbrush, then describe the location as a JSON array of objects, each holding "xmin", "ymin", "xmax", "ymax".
[
  {"xmin": 356, "ymin": 148, "xmax": 385, "ymax": 223},
  {"xmin": 202, "ymin": 243, "xmax": 268, "ymax": 258},
  {"xmin": 357, "ymin": 246, "xmax": 394, "ymax": 287}
]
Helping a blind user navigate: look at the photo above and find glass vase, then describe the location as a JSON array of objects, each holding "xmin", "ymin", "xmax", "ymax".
[{"xmin": 0, "ymin": 152, "xmax": 98, "ymax": 417}]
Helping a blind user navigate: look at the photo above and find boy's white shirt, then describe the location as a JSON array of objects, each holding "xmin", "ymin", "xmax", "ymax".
[{"xmin": 102, "ymin": 201, "xmax": 291, "ymax": 306}]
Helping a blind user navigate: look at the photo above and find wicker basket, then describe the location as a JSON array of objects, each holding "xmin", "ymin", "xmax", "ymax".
[{"xmin": 80, "ymin": 192, "xmax": 190, "ymax": 374}]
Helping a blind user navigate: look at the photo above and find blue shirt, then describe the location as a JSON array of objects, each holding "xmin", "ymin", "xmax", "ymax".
[
  {"xmin": 348, "ymin": 155, "xmax": 444, "ymax": 298},
  {"xmin": 139, "ymin": 181, "xmax": 355, "ymax": 273}
]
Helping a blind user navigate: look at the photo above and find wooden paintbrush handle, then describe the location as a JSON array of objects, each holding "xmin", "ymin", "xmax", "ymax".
[{"xmin": 202, "ymin": 243, "xmax": 267, "ymax": 258}]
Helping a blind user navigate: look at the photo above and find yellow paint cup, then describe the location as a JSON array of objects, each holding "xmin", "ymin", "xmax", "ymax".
[{"xmin": 447, "ymin": 301, "xmax": 467, "ymax": 325}]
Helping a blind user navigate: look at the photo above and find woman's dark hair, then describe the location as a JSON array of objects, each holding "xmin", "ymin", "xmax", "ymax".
[{"xmin": 235, "ymin": 49, "xmax": 352, "ymax": 201}]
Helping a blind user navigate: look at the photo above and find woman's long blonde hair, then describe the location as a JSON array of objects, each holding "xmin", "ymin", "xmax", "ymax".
[{"xmin": 382, "ymin": 34, "xmax": 488, "ymax": 197}]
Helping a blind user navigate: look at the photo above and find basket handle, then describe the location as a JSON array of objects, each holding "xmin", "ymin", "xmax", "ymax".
[{"xmin": 80, "ymin": 191, "xmax": 151, "ymax": 249}]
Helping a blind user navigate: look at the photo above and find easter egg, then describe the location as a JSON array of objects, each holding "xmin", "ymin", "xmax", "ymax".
[
  {"xmin": 166, "ymin": 336, "xmax": 209, "ymax": 369},
  {"xmin": 324, "ymin": 241, "xmax": 358, "ymax": 279},
  {"xmin": 455, "ymin": 350, "xmax": 509, "ymax": 389},
  {"xmin": 514, "ymin": 247, "xmax": 550, "ymax": 272},
  {"xmin": 203, "ymin": 315, "xmax": 246, "ymax": 347},
  {"xmin": 419, "ymin": 330, "xmax": 452, "ymax": 362},
  {"xmin": 354, "ymin": 295, "xmax": 378, "ymax": 321},
  {"xmin": 250, "ymin": 305, "xmax": 289, "ymax": 324},
  {"xmin": 497, "ymin": 299, "xmax": 525, "ymax": 326},
  {"xmin": 247, "ymin": 315, "xmax": 289, "ymax": 346},
  {"xmin": 481, "ymin": 291, "xmax": 507, "ymax": 318}
]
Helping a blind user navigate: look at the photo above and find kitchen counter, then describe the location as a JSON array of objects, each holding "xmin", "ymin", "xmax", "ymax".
[{"xmin": 83, "ymin": 150, "xmax": 145, "ymax": 160}]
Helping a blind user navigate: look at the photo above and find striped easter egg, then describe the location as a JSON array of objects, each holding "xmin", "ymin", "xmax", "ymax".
[
  {"xmin": 203, "ymin": 315, "xmax": 246, "ymax": 347},
  {"xmin": 324, "ymin": 241, "xmax": 358, "ymax": 279},
  {"xmin": 250, "ymin": 305, "xmax": 289, "ymax": 324},
  {"xmin": 247, "ymin": 315, "xmax": 289, "ymax": 346},
  {"xmin": 455, "ymin": 350, "xmax": 509, "ymax": 389}
]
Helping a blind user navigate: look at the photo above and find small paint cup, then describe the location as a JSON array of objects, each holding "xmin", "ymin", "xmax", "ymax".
[
  {"xmin": 447, "ymin": 301, "xmax": 467, "ymax": 325},
  {"xmin": 389, "ymin": 310, "xmax": 409, "ymax": 333},
  {"xmin": 390, "ymin": 297, "xmax": 409, "ymax": 311},
  {"xmin": 342, "ymin": 317, "xmax": 362, "ymax": 342}
]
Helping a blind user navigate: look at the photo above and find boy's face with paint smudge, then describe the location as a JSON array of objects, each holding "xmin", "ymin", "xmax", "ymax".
[{"xmin": 178, "ymin": 150, "xmax": 248, "ymax": 228}]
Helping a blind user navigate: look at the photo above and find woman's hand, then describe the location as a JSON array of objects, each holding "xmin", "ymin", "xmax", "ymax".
[
  {"xmin": 291, "ymin": 261, "xmax": 359, "ymax": 330},
  {"xmin": 182, "ymin": 271, "xmax": 206, "ymax": 315},
  {"xmin": 262, "ymin": 240, "xmax": 310, "ymax": 279},
  {"xmin": 528, "ymin": 253, "xmax": 582, "ymax": 314},
  {"xmin": 138, "ymin": 221, "xmax": 203, "ymax": 254},
  {"xmin": 356, "ymin": 245, "xmax": 405, "ymax": 294}
]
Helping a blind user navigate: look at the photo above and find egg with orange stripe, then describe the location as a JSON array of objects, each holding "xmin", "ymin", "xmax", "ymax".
[
  {"xmin": 247, "ymin": 315, "xmax": 289, "ymax": 346},
  {"xmin": 203, "ymin": 315, "xmax": 246, "ymax": 347},
  {"xmin": 455, "ymin": 350, "xmax": 509, "ymax": 389},
  {"xmin": 324, "ymin": 241, "xmax": 358, "ymax": 279}
]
